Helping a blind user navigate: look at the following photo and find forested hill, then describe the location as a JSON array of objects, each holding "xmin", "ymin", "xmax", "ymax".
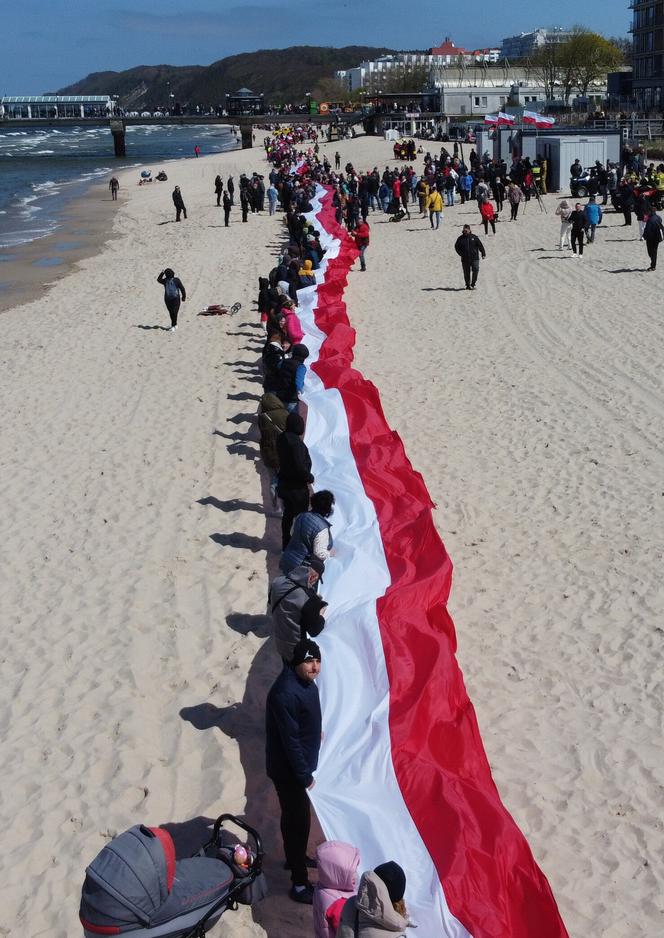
[{"xmin": 58, "ymin": 46, "xmax": 396, "ymax": 108}]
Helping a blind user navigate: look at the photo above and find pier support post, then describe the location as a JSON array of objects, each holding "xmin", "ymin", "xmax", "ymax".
[
  {"xmin": 240, "ymin": 123, "xmax": 253, "ymax": 149},
  {"xmin": 110, "ymin": 119, "xmax": 126, "ymax": 158}
]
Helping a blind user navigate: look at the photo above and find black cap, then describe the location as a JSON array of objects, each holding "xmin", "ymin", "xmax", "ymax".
[
  {"xmin": 305, "ymin": 556, "xmax": 325, "ymax": 581},
  {"xmin": 374, "ymin": 861, "xmax": 406, "ymax": 903},
  {"xmin": 291, "ymin": 639, "xmax": 321, "ymax": 666}
]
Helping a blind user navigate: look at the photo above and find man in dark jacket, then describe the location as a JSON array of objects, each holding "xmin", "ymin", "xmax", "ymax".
[
  {"xmin": 643, "ymin": 209, "xmax": 664, "ymax": 270},
  {"xmin": 275, "ymin": 343, "xmax": 309, "ymax": 413},
  {"xmin": 454, "ymin": 224, "xmax": 486, "ymax": 289},
  {"xmin": 266, "ymin": 638, "xmax": 322, "ymax": 903},
  {"xmin": 568, "ymin": 203, "xmax": 587, "ymax": 257},
  {"xmin": 269, "ymin": 559, "xmax": 327, "ymax": 662},
  {"xmin": 172, "ymin": 186, "xmax": 187, "ymax": 221},
  {"xmin": 277, "ymin": 410, "xmax": 314, "ymax": 548}
]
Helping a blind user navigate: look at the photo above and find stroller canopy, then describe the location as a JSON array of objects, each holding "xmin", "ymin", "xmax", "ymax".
[{"xmin": 81, "ymin": 826, "xmax": 176, "ymax": 930}]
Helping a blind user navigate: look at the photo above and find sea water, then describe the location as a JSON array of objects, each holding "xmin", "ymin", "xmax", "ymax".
[{"xmin": 0, "ymin": 123, "xmax": 238, "ymax": 250}]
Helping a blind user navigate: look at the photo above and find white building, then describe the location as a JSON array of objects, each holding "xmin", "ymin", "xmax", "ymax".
[{"xmin": 500, "ymin": 27, "xmax": 574, "ymax": 61}]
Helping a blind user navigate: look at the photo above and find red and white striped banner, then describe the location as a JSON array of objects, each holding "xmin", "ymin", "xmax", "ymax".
[{"xmin": 294, "ymin": 180, "xmax": 568, "ymax": 938}]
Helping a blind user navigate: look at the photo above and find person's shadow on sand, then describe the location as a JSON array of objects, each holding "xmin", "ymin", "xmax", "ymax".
[{"xmin": 134, "ymin": 324, "xmax": 171, "ymax": 331}]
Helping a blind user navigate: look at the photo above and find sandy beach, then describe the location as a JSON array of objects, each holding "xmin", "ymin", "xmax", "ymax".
[{"xmin": 1, "ymin": 133, "xmax": 662, "ymax": 937}]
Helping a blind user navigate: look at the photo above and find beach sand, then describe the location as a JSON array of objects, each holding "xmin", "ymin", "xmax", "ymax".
[{"xmin": 0, "ymin": 134, "xmax": 662, "ymax": 937}]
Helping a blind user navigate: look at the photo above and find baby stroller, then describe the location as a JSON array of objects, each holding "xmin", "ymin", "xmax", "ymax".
[
  {"xmin": 389, "ymin": 208, "xmax": 407, "ymax": 223},
  {"xmin": 79, "ymin": 814, "xmax": 265, "ymax": 938}
]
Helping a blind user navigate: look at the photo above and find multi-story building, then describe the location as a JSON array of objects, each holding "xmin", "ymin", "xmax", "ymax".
[
  {"xmin": 500, "ymin": 27, "xmax": 574, "ymax": 60},
  {"xmin": 631, "ymin": 0, "xmax": 664, "ymax": 110}
]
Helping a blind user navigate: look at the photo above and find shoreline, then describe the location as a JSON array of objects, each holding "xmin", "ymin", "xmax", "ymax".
[{"xmin": 0, "ymin": 135, "xmax": 240, "ymax": 315}]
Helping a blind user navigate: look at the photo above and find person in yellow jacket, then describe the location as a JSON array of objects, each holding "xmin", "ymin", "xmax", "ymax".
[
  {"xmin": 654, "ymin": 167, "xmax": 664, "ymax": 209},
  {"xmin": 427, "ymin": 187, "xmax": 443, "ymax": 230},
  {"xmin": 416, "ymin": 178, "xmax": 430, "ymax": 216}
]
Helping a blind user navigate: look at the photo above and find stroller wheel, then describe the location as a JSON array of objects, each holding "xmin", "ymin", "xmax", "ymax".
[{"xmin": 230, "ymin": 302, "xmax": 241, "ymax": 314}]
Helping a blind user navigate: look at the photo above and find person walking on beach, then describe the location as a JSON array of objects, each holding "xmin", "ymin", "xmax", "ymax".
[
  {"xmin": 455, "ymin": 225, "xmax": 486, "ymax": 290},
  {"xmin": 555, "ymin": 200, "xmax": 572, "ymax": 249},
  {"xmin": 584, "ymin": 197, "xmax": 603, "ymax": 244},
  {"xmin": 427, "ymin": 187, "xmax": 443, "ymax": 230},
  {"xmin": 568, "ymin": 203, "xmax": 586, "ymax": 258},
  {"xmin": 109, "ymin": 176, "xmax": 119, "ymax": 201},
  {"xmin": 507, "ymin": 181, "xmax": 523, "ymax": 221},
  {"xmin": 480, "ymin": 199, "xmax": 496, "ymax": 236},
  {"xmin": 214, "ymin": 175, "xmax": 223, "ymax": 206},
  {"xmin": 353, "ymin": 220, "xmax": 370, "ymax": 270},
  {"xmin": 172, "ymin": 186, "xmax": 187, "ymax": 222},
  {"xmin": 194, "ymin": 144, "xmax": 201, "ymax": 158},
  {"xmin": 265, "ymin": 638, "xmax": 322, "ymax": 904},
  {"xmin": 157, "ymin": 267, "xmax": 186, "ymax": 331},
  {"xmin": 643, "ymin": 208, "xmax": 664, "ymax": 270},
  {"xmin": 222, "ymin": 190, "xmax": 232, "ymax": 227}
]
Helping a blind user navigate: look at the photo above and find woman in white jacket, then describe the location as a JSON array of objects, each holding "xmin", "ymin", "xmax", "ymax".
[{"xmin": 555, "ymin": 200, "xmax": 572, "ymax": 249}]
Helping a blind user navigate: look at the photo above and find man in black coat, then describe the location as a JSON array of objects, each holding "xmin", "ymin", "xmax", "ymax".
[
  {"xmin": 454, "ymin": 224, "xmax": 486, "ymax": 290},
  {"xmin": 172, "ymin": 186, "xmax": 187, "ymax": 222},
  {"xmin": 266, "ymin": 639, "xmax": 322, "ymax": 904},
  {"xmin": 277, "ymin": 408, "xmax": 313, "ymax": 547},
  {"xmin": 643, "ymin": 209, "xmax": 664, "ymax": 270}
]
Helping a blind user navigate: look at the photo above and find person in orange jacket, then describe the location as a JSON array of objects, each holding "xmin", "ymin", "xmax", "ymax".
[{"xmin": 353, "ymin": 221, "xmax": 370, "ymax": 272}]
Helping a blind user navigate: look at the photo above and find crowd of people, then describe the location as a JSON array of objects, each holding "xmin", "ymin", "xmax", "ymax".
[
  {"xmin": 245, "ymin": 133, "xmax": 412, "ymax": 935},
  {"xmin": 142, "ymin": 118, "xmax": 664, "ymax": 934}
]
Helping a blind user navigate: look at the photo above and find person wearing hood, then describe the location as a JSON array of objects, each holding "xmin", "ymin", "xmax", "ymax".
[
  {"xmin": 338, "ymin": 862, "xmax": 409, "ymax": 937},
  {"xmin": 298, "ymin": 259, "xmax": 317, "ymax": 288},
  {"xmin": 281, "ymin": 489, "xmax": 334, "ymax": 574},
  {"xmin": 258, "ymin": 392, "xmax": 289, "ymax": 476},
  {"xmin": 265, "ymin": 638, "xmax": 323, "ymax": 904},
  {"xmin": 643, "ymin": 208, "xmax": 664, "ymax": 270},
  {"xmin": 555, "ymin": 200, "xmax": 572, "ymax": 249},
  {"xmin": 262, "ymin": 332, "xmax": 286, "ymax": 393},
  {"xmin": 281, "ymin": 300, "xmax": 305, "ymax": 345},
  {"xmin": 156, "ymin": 267, "xmax": 186, "ymax": 331},
  {"xmin": 313, "ymin": 840, "xmax": 361, "ymax": 938},
  {"xmin": 275, "ymin": 342, "xmax": 309, "ymax": 415},
  {"xmin": 269, "ymin": 558, "xmax": 327, "ymax": 662},
  {"xmin": 277, "ymin": 408, "xmax": 314, "ymax": 548}
]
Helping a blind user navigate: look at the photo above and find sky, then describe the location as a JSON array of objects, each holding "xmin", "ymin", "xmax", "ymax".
[{"xmin": 3, "ymin": 0, "xmax": 631, "ymax": 94}]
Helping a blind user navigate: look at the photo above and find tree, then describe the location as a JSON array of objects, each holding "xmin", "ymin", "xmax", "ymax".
[
  {"xmin": 529, "ymin": 41, "xmax": 562, "ymax": 101},
  {"xmin": 380, "ymin": 63, "xmax": 430, "ymax": 94},
  {"xmin": 311, "ymin": 76, "xmax": 353, "ymax": 104},
  {"xmin": 567, "ymin": 30, "xmax": 624, "ymax": 96}
]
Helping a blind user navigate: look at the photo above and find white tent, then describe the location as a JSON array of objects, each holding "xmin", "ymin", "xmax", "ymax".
[{"xmin": 384, "ymin": 128, "xmax": 400, "ymax": 141}]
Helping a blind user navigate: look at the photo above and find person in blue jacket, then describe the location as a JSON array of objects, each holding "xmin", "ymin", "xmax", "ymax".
[
  {"xmin": 583, "ymin": 197, "xmax": 603, "ymax": 244},
  {"xmin": 459, "ymin": 170, "xmax": 474, "ymax": 204},
  {"xmin": 266, "ymin": 638, "xmax": 322, "ymax": 904}
]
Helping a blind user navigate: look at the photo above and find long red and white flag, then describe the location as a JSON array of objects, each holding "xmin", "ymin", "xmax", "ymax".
[
  {"xmin": 294, "ymin": 179, "xmax": 568, "ymax": 938},
  {"xmin": 484, "ymin": 114, "xmax": 499, "ymax": 125},
  {"xmin": 497, "ymin": 111, "xmax": 516, "ymax": 126}
]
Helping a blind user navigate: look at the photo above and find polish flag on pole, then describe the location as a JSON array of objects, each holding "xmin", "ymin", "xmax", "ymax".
[
  {"xmin": 484, "ymin": 114, "xmax": 499, "ymax": 125},
  {"xmin": 523, "ymin": 110, "xmax": 556, "ymax": 129},
  {"xmin": 498, "ymin": 112, "xmax": 516, "ymax": 126}
]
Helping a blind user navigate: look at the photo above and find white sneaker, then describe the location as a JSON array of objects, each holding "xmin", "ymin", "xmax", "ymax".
[{"xmin": 170, "ymin": 326, "xmax": 175, "ymax": 332}]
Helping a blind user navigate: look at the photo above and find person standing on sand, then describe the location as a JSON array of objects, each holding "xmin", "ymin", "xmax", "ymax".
[
  {"xmin": 353, "ymin": 220, "xmax": 370, "ymax": 270},
  {"xmin": 109, "ymin": 177, "xmax": 119, "ymax": 201},
  {"xmin": 194, "ymin": 144, "xmax": 201, "ymax": 158},
  {"xmin": 555, "ymin": 200, "xmax": 572, "ymax": 249},
  {"xmin": 454, "ymin": 224, "xmax": 486, "ymax": 290},
  {"xmin": 240, "ymin": 188, "xmax": 250, "ymax": 223},
  {"xmin": 265, "ymin": 638, "xmax": 322, "ymax": 905},
  {"xmin": 227, "ymin": 175, "xmax": 235, "ymax": 205},
  {"xmin": 643, "ymin": 208, "xmax": 664, "ymax": 270},
  {"xmin": 507, "ymin": 181, "xmax": 523, "ymax": 221},
  {"xmin": 172, "ymin": 186, "xmax": 187, "ymax": 222},
  {"xmin": 568, "ymin": 204, "xmax": 586, "ymax": 258},
  {"xmin": 214, "ymin": 175, "xmax": 223, "ymax": 206},
  {"xmin": 222, "ymin": 190, "xmax": 232, "ymax": 227},
  {"xmin": 335, "ymin": 151, "xmax": 341, "ymax": 170},
  {"xmin": 157, "ymin": 268, "xmax": 186, "ymax": 332}
]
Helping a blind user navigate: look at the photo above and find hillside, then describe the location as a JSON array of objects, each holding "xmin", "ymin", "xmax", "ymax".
[{"xmin": 58, "ymin": 46, "xmax": 396, "ymax": 108}]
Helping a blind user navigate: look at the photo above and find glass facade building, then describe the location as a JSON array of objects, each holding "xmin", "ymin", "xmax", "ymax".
[{"xmin": 631, "ymin": 0, "xmax": 664, "ymax": 110}]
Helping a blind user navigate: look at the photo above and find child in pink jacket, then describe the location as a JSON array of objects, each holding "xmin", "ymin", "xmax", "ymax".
[
  {"xmin": 313, "ymin": 840, "xmax": 360, "ymax": 938},
  {"xmin": 282, "ymin": 303, "xmax": 304, "ymax": 344}
]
